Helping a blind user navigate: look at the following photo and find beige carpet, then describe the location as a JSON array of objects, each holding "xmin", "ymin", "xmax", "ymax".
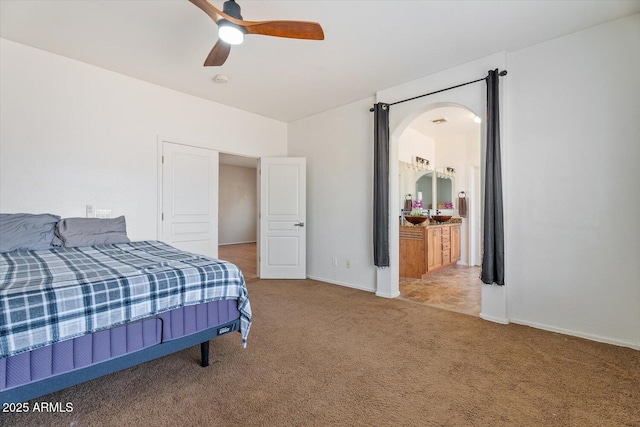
[{"xmin": 4, "ymin": 279, "xmax": 639, "ymax": 427}]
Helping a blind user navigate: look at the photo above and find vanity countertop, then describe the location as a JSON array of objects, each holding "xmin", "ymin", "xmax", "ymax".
[{"xmin": 400, "ymin": 217, "xmax": 462, "ymax": 227}]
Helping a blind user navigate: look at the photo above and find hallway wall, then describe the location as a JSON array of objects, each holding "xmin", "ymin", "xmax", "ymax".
[{"xmin": 219, "ymin": 164, "xmax": 257, "ymax": 245}]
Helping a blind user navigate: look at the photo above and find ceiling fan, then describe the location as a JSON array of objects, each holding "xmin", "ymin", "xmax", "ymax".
[{"xmin": 189, "ymin": 0, "xmax": 325, "ymax": 66}]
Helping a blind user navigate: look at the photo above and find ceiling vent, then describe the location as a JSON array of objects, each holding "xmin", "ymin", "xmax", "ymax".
[{"xmin": 431, "ymin": 118, "xmax": 448, "ymax": 124}]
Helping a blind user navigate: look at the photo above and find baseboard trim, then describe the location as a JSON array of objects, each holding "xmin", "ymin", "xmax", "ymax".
[
  {"xmin": 307, "ymin": 275, "xmax": 375, "ymax": 293},
  {"xmin": 479, "ymin": 313, "xmax": 510, "ymax": 324},
  {"xmin": 376, "ymin": 290, "xmax": 401, "ymax": 299},
  {"xmin": 509, "ymin": 317, "xmax": 639, "ymax": 350}
]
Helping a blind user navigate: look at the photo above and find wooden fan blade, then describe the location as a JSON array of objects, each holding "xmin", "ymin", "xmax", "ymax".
[
  {"xmin": 189, "ymin": 0, "xmax": 324, "ymax": 40},
  {"xmin": 204, "ymin": 40, "xmax": 231, "ymax": 66},
  {"xmin": 188, "ymin": 0, "xmax": 223, "ymax": 23},
  {"xmin": 242, "ymin": 20, "xmax": 324, "ymax": 40}
]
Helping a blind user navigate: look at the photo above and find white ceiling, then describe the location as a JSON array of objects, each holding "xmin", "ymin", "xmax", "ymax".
[
  {"xmin": 1, "ymin": 1, "xmax": 639, "ymax": 123},
  {"xmin": 409, "ymin": 106, "xmax": 480, "ymax": 140}
]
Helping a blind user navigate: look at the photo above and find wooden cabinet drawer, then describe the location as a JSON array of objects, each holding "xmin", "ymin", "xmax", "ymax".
[
  {"xmin": 441, "ymin": 227, "xmax": 450, "ymax": 242},
  {"xmin": 442, "ymin": 251, "xmax": 451, "ymax": 264},
  {"xmin": 442, "ymin": 242, "xmax": 450, "ymax": 251}
]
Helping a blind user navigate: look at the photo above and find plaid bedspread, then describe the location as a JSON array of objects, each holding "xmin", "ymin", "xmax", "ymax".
[{"xmin": 0, "ymin": 241, "xmax": 251, "ymax": 358}]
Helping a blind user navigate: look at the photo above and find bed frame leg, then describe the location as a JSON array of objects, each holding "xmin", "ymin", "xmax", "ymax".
[{"xmin": 200, "ymin": 341, "xmax": 210, "ymax": 367}]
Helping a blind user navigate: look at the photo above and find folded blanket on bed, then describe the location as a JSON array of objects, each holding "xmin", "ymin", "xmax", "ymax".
[{"xmin": 0, "ymin": 241, "xmax": 251, "ymax": 358}]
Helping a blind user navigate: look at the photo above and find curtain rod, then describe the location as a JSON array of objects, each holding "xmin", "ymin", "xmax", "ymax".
[{"xmin": 369, "ymin": 69, "xmax": 507, "ymax": 112}]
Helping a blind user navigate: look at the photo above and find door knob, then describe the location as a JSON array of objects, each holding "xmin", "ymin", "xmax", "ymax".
[{"xmin": 294, "ymin": 222, "xmax": 305, "ymax": 227}]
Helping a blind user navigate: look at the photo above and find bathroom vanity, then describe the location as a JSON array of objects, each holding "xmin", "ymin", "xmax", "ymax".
[{"xmin": 400, "ymin": 221, "xmax": 461, "ymax": 279}]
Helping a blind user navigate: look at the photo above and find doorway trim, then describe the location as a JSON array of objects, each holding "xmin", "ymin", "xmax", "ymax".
[{"xmin": 469, "ymin": 165, "xmax": 482, "ymax": 266}]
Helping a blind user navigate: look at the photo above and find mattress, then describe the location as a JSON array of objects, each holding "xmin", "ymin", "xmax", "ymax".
[
  {"xmin": 0, "ymin": 240, "xmax": 252, "ymax": 358},
  {"xmin": 0, "ymin": 299, "xmax": 239, "ymax": 393}
]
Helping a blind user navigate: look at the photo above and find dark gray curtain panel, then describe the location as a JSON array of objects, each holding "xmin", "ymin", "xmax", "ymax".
[
  {"xmin": 373, "ymin": 103, "xmax": 390, "ymax": 268},
  {"xmin": 481, "ymin": 69, "xmax": 505, "ymax": 285}
]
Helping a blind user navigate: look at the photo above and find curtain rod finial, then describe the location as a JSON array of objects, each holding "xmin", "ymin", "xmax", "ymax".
[{"xmin": 370, "ymin": 103, "xmax": 389, "ymax": 112}]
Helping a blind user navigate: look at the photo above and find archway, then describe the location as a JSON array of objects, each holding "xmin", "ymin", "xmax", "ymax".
[
  {"xmin": 376, "ymin": 90, "xmax": 507, "ymax": 323},
  {"xmin": 396, "ymin": 104, "xmax": 483, "ymax": 315}
]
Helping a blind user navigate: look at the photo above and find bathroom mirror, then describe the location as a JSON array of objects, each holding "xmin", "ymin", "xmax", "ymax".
[
  {"xmin": 416, "ymin": 172, "xmax": 434, "ymax": 209},
  {"xmin": 400, "ymin": 161, "xmax": 456, "ymax": 213},
  {"xmin": 436, "ymin": 176, "xmax": 454, "ymax": 209},
  {"xmin": 399, "ymin": 161, "xmax": 433, "ymax": 211}
]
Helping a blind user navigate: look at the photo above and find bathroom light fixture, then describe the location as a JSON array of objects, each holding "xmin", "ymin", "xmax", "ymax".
[
  {"xmin": 437, "ymin": 167, "xmax": 456, "ymax": 179},
  {"xmin": 406, "ymin": 156, "xmax": 430, "ymax": 172},
  {"xmin": 218, "ymin": 20, "xmax": 245, "ymax": 45}
]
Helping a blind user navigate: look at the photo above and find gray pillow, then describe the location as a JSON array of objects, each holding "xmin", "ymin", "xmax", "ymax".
[
  {"xmin": 55, "ymin": 216, "xmax": 130, "ymax": 248},
  {"xmin": 0, "ymin": 213, "xmax": 61, "ymax": 253}
]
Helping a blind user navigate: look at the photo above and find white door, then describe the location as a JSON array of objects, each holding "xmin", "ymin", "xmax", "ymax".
[
  {"xmin": 162, "ymin": 141, "xmax": 219, "ymax": 258},
  {"xmin": 258, "ymin": 157, "xmax": 306, "ymax": 279}
]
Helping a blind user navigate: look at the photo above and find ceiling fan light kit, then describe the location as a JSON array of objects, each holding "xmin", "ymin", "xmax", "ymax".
[
  {"xmin": 218, "ymin": 0, "xmax": 245, "ymax": 45},
  {"xmin": 189, "ymin": 0, "xmax": 324, "ymax": 66},
  {"xmin": 218, "ymin": 20, "xmax": 245, "ymax": 45}
]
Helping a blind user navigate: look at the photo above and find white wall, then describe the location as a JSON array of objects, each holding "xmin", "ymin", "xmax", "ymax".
[
  {"xmin": 398, "ymin": 127, "xmax": 435, "ymax": 163},
  {"xmin": 219, "ymin": 164, "xmax": 257, "ymax": 245},
  {"xmin": 0, "ymin": 39, "xmax": 287, "ymax": 241},
  {"xmin": 504, "ymin": 14, "xmax": 640, "ymax": 348},
  {"xmin": 288, "ymin": 97, "xmax": 377, "ymax": 292},
  {"xmin": 288, "ymin": 15, "xmax": 640, "ymax": 349}
]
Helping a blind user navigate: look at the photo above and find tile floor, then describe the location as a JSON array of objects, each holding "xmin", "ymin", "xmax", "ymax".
[{"xmin": 399, "ymin": 265, "xmax": 482, "ymax": 316}]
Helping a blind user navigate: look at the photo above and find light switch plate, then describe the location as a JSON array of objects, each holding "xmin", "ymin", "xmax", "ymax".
[{"xmin": 95, "ymin": 209, "xmax": 111, "ymax": 219}]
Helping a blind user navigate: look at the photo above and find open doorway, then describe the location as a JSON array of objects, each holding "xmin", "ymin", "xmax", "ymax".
[
  {"xmin": 397, "ymin": 105, "xmax": 482, "ymax": 316},
  {"xmin": 218, "ymin": 153, "xmax": 258, "ymax": 282}
]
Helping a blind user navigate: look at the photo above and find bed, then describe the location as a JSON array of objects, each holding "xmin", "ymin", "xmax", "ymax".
[{"xmin": 0, "ymin": 236, "xmax": 252, "ymax": 404}]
